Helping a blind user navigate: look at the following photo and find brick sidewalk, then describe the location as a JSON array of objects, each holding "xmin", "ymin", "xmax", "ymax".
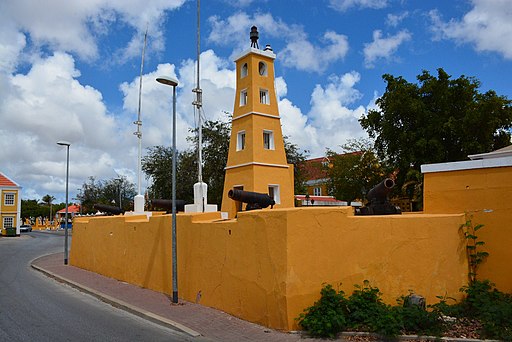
[{"xmin": 31, "ymin": 253, "xmax": 319, "ymax": 342}]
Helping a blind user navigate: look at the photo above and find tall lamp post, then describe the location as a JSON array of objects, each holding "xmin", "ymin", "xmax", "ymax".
[
  {"xmin": 57, "ymin": 141, "xmax": 71, "ymax": 265},
  {"xmin": 156, "ymin": 76, "xmax": 179, "ymax": 303}
]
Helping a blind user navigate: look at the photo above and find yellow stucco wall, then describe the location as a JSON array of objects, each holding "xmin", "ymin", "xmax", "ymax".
[
  {"xmin": 70, "ymin": 208, "xmax": 467, "ymax": 331},
  {"xmin": 423, "ymin": 166, "xmax": 512, "ymax": 292}
]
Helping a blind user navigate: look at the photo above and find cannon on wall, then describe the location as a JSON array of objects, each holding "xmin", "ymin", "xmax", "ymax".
[
  {"xmin": 228, "ymin": 189, "xmax": 275, "ymax": 211},
  {"xmin": 93, "ymin": 204, "xmax": 125, "ymax": 215},
  {"xmin": 150, "ymin": 199, "xmax": 186, "ymax": 212},
  {"xmin": 355, "ymin": 178, "xmax": 402, "ymax": 215}
]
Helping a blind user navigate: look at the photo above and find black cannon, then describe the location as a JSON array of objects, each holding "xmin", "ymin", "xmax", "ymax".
[
  {"xmin": 93, "ymin": 204, "xmax": 125, "ymax": 215},
  {"xmin": 228, "ymin": 189, "xmax": 275, "ymax": 211},
  {"xmin": 150, "ymin": 199, "xmax": 186, "ymax": 212},
  {"xmin": 355, "ymin": 178, "xmax": 402, "ymax": 215}
]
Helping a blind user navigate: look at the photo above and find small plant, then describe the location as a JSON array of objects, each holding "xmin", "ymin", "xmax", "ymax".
[
  {"xmin": 346, "ymin": 280, "xmax": 401, "ymax": 337},
  {"xmin": 297, "ymin": 284, "xmax": 347, "ymax": 338},
  {"xmin": 459, "ymin": 214, "xmax": 488, "ymax": 284}
]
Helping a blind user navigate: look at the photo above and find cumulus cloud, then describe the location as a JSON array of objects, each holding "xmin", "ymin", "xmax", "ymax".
[
  {"xmin": 208, "ymin": 12, "xmax": 348, "ymax": 73},
  {"xmin": 363, "ymin": 29, "xmax": 411, "ymax": 68},
  {"xmin": 386, "ymin": 11, "xmax": 409, "ymax": 27},
  {"xmin": 0, "ymin": 0, "xmax": 185, "ymax": 62},
  {"xmin": 278, "ymin": 72, "xmax": 369, "ymax": 157},
  {"xmin": 329, "ymin": 0, "xmax": 388, "ymax": 12},
  {"xmin": 0, "ymin": 52, "xmax": 123, "ymax": 198},
  {"xmin": 429, "ymin": 1, "xmax": 512, "ymax": 59}
]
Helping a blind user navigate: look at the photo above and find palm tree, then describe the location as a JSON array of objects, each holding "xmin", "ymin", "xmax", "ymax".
[{"xmin": 41, "ymin": 194, "xmax": 56, "ymax": 221}]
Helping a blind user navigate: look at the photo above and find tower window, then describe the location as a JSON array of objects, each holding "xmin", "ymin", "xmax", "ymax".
[
  {"xmin": 237, "ymin": 131, "xmax": 246, "ymax": 151},
  {"xmin": 240, "ymin": 89, "xmax": 248, "ymax": 106},
  {"xmin": 258, "ymin": 61, "xmax": 267, "ymax": 76},
  {"xmin": 259, "ymin": 89, "xmax": 269, "ymax": 105},
  {"xmin": 241, "ymin": 63, "xmax": 248, "ymax": 78},
  {"xmin": 313, "ymin": 187, "xmax": 322, "ymax": 196},
  {"xmin": 268, "ymin": 185, "xmax": 280, "ymax": 204},
  {"xmin": 263, "ymin": 130, "xmax": 274, "ymax": 150}
]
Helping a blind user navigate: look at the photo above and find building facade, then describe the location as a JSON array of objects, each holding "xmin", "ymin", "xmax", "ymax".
[{"xmin": 0, "ymin": 172, "xmax": 21, "ymax": 236}]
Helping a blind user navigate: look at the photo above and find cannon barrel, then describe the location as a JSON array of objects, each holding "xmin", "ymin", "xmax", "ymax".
[
  {"xmin": 355, "ymin": 178, "xmax": 401, "ymax": 215},
  {"xmin": 366, "ymin": 178, "xmax": 395, "ymax": 204},
  {"xmin": 228, "ymin": 189, "xmax": 275, "ymax": 210},
  {"xmin": 150, "ymin": 199, "xmax": 186, "ymax": 212},
  {"xmin": 93, "ymin": 204, "xmax": 124, "ymax": 215}
]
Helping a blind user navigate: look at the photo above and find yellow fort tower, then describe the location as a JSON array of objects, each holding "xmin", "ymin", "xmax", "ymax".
[{"xmin": 221, "ymin": 26, "xmax": 294, "ymax": 218}]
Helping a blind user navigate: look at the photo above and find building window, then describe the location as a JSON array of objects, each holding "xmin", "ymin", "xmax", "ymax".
[
  {"xmin": 4, "ymin": 193, "xmax": 15, "ymax": 206},
  {"xmin": 3, "ymin": 217, "xmax": 13, "ymax": 228},
  {"xmin": 241, "ymin": 63, "xmax": 248, "ymax": 78},
  {"xmin": 268, "ymin": 185, "xmax": 280, "ymax": 204},
  {"xmin": 313, "ymin": 187, "xmax": 322, "ymax": 196},
  {"xmin": 259, "ymin": 89, "xmax": 269, "ymax": 105},
  {"xmin": 258, "ymin": 61, "xmax": 267, "ymax": 76},
  {"xmin": 240, "ymin": 89, "xmax": 248, "ymax": 106},
  {"xmin": 237, "ymin": 131, "xmax": 246, "ymax": 151},
  {"xmin": 263, "ymin": 130, "xmax": 274, "ymax": 150}
]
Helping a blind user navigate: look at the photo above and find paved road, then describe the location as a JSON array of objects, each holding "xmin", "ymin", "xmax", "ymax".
[{"xmin": 0, "ymin": 231, "xmax": 195, "ymax": 342}]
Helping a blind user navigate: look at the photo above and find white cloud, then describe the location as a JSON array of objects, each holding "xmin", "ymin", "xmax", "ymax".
[
  {"xmin": 0, "ymin": 52, "xmax": 123, "ymax": 200},
  {"xmin": 363, "ymin": 29, "xmax": 411, "ymax": 68},
  {"xmin": 386, "ymin": 12, "xmax": 409, "ymax": 27},
  {"xmin": 429, "ymin": 1, "xmax": 512, "ymax": 59},
  {"xmin": 329, "ymin": 0, "xmax": 388, "ymax": 12},
  {"xmin": 280, "ymin": 31, "xmax": 349, "ymax": 73},
  {"xmin": 208, "ymin": 12, "xmax": 348, "ymax": 73},
  {"xmin": 0, "ymin": 0, "xmax": 186, "ymax": 62},
  {"xmin": 278, "ymin": 72, "xmax": 369, "ymax": 157},
  {"xmin": 120, "ymin": 49, "xmax": 236, "ymax": 150}
]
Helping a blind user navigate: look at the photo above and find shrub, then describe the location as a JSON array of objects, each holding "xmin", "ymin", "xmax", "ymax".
[{"xmin": 297, "ymin": 284, "xmax": 348, "ymax": 338}]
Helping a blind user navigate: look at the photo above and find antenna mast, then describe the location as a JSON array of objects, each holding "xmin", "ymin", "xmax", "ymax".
[
  {"xmin": 192, "ymin": 0, "xmax": 204, "ymax": 210},
  {"xmin": 133, "ymin": 26, "xmax": 148, "ymax": 212}
]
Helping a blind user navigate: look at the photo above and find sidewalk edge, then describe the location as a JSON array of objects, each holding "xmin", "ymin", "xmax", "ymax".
[{"xmin": 31, "ymin": 263, "xmax": 201, "ymax": 338}]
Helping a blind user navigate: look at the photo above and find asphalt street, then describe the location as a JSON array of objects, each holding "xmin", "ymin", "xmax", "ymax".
[{"xmin": 0, "ymin": 231, "xmax": 196, "ymax": 342}]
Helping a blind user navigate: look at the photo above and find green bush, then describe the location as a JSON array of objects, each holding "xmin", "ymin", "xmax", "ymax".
[
  {"xmin": 297, "ymin": 284, "xmax": 348, "ymax": 338},
  {"xmin": 299, "ymin": 280, "xmax": 511, "ymax": 340},
  {"xmin": 459, "ymin": 280, "xmax": 512, "ymax": 340}
]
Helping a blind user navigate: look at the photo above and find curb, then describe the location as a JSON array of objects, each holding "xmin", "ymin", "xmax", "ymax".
[
  {"xmin": 339, "ymin": 331, "xmax": 500, "ymax": 342},
  {"xmin": 30, "ymin": 263, "xmax": 202, "ymax": 338}
]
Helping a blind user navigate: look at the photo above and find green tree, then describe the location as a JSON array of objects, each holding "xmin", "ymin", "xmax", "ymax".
[
  {"xmin": 360, "ymin": 68, "xmax": 512, "ymax": 175},
  {"xmin": 41, "ymin": 194, "xmax": 56, "ymax": 219},
  {"xmin": 21, "ymin": 199, "xmax": 48, "ymax": 222},
  {"xmin": 326, "ymin": 139, "xmax": 389, "ymax": 205},
  {"xmin": 142, "ymin": 119, "xmax": 309, "ymax": 207},
  {"xmin": 284, "ymin": 137, "xmax": 309, "ymax": 195},
  {"xmin": 76, "ymin": 176, "xmax": 136, "ymax": 213},
  {"xmin": 76, "ymin": 177, "xmax": 102, "ymax": 214},
  {"xmin": 101, "ymin": 176, "xmax": 137, "ymax": 211},
  {"xmin": 187, "ymin": 120, "xmax": 231, "ymax": 206},
  {"xmin": 142, "ymin": 146, "xmax": 173, "ymax": 200}
]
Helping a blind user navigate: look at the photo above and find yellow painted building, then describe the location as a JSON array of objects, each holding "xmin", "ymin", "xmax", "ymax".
[
  {"xmin": 221, "ymin": 28, "xmax": 294, "ymax": 218},
  {"xmin": 0, "ymin": 172, "xmax": 21, "ymax": 236},
  {"xmin": 422, "ymin": 148, "xmax": 512, "ymax": 293}
]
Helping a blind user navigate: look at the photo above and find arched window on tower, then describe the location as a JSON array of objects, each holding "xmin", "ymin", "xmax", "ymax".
[
  {"xmin": 241, "ymin": 63, "xmax": 248, "ymax": 78},
  {"xmin": 258, "ymin": 61, "xmax": 267, "ymax": 76}
]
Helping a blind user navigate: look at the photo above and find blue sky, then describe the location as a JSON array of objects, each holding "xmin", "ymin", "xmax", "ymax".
[{"xmin": 1, "ymin": 0, "xmax": 511, "ymax": 203}]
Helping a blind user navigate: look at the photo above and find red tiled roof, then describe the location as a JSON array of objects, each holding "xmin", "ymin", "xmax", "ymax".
[
  {"xmin": 301, "ymin": 157, "xmax": 330, "ymax": 181},
  {"xmin": 0, "ymin": 172, "xmax": 19, "ymax": 187},
  {"xmin": 57, "ymin": 205, "xmax": 81, "ymax": 214}
]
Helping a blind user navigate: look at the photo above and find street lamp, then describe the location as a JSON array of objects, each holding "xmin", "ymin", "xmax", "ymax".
[
  {"xmin": 156, "ymin": 75, "xmax": 179, "ymax": 303},
  {"xmin": 57, "ymin": 140, "xmax": 71, "ymax": 265}
]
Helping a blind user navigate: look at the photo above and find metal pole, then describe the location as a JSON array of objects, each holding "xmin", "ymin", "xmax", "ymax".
[
  {"xmin": 64, "ymin": 145, "xmax": 70, "ymax": 265},
  {"xmin": 171, "ymin": 84, "xmax": 178, "ymax": 303}
]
